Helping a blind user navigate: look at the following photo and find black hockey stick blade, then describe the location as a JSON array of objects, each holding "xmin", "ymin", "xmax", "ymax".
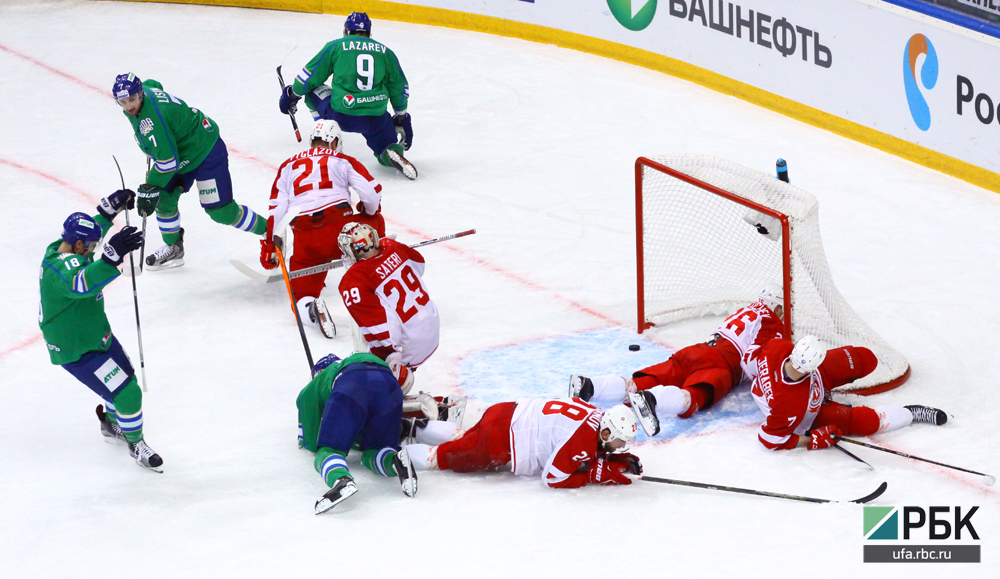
[
  {"xmin": 277, "ymin": 66, "xmax": 302, "ymax": 142},
  {"xmin": 641, "ymin": 475, "xmax": 887, "ymax": 504},
  {"xmin": 834, "ymin": 443, "xmax": 874, "ymax": 470},
  {"xmin": 839, "ymin": 437, "xmax": 996, "ymax": 486}
]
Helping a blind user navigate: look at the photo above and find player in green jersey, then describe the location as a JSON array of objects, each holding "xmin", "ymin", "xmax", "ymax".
[
  {"xmin": 113, "ymin": 73, "xmax": 267, "ymax": 270},
  {"xmin": 297, "ymin": 353, "xmax": 417, "ymax": 513},
  {"xmin": 40, "ymin": 191, "xmax": 163, "ymax": 471},
  {"xmin": 279, "ymin": 12, "xmax": 418, "ymax": 180}
]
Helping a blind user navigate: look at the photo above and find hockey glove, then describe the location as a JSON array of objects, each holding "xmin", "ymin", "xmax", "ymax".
[
  {"xmin": 356, "ymin": 200, "xmax": 381, "ymax": 217},
  {"xmin": 806, "ymin": 425, "xmax": 841, "ymax": 451},
  {"xmin": 97, "ymin": 189, "xmax": 135, "ymax": 219},
  {"xmin": 606, "ymin": 452, "xmax": 643, "ymax": 476},
  {"xmin": 259, "ymin": 238, "xmax": 278, "ymax": 270},
  {"xmin": 393, "ymin": 111, "xmax": 413, "ymax": 151},
  {"xmin": 136, "ymin": 184, "xmax": 162, "ymax": 217},
  {"xmin": 279, "ymin": 85, "xmax": 300, "ymax": 115},
  {"xmin": 589, "ymin": 456, "xmax": 632, "ymax": 486},
  {"xmin": 101, "ymin": 226, "xmax": 143, "ymax": 266}
]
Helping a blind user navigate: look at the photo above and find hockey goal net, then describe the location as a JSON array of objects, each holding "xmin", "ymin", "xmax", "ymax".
[{"xmin": 635, "ymin": 155, "xmax": 909, "ymax": 394}]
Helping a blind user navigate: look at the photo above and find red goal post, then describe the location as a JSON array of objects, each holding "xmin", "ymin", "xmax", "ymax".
[{"xmin": 634, "ymin": 156, "xmax": 910, "ymax": 395}]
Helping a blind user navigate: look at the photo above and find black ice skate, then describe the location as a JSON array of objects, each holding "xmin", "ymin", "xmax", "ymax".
[
  {"xmin": 314, "ymin": 475, "xmax": 358, "ymax": 514},
  {"xmin": 628, "ymin": 389, "xmax": 661, "ymax": 437},
  {"xmin": 399, "ymin": 417, "xmax": 430, "ymax": 446},
  {"xmin": 439, "ymin": 396, "xmax": 467, "ymax": 426},
  {"xmin": 905, "ymin": 405, "xmax": 948, "ymax": 426},
  {"xmin": 128, "ymin": 440, "xmax": 164, "ymax": 473},
  {"xmin": 145, "ymin": 228, "xmax": 185, "ymax": 271},
  {"xmin": 307, "ymin": 297, "xmax": 337, "ymax": 339},
  {"xmin": 393, "ymin": 448, "xmax": 418, "ymax": 498},
  {"xmin": 568, "ymin": 375, "xmax": 595, "ymax": 402},
  {"xmin": 95, "ymin": 405, "xmax": 126, "ymax": 444},
  {"xmin": 385, "ymin": 149, "xmax": 418, "ymax": 180}
]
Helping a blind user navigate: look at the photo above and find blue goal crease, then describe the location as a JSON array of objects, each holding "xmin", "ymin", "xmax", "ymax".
[{"xmin": 457, "ymin": 328, "xmax": 761, "ymax": 440}]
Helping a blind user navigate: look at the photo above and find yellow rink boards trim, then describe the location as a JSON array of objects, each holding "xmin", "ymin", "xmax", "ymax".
[{"xmin": 121, "ymin": 0, "xmax": 999, "ymax": 193}]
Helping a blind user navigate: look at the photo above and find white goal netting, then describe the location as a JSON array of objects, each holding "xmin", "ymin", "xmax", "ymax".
[{"xmin": 637, "ymin": 155, "xmax": 909, "ymax": 392}]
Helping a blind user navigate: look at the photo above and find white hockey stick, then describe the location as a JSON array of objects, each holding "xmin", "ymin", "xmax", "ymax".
[
  {"xmin": 228, "ymin": 207, "xmax": 300, "ymax": 281},
  {"xmin": 230, "ymin": 228, "xmax": 476, "ymax": 284}
]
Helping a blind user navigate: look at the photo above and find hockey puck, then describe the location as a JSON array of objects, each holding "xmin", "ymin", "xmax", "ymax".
[{"xmin": 629, "ymin": 344, "xmax": 641, "ymax": 351}]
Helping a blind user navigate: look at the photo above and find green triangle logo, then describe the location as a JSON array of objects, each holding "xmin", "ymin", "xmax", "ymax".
[
  {"xmin": 864, "ymin": 507, "xmax": 898, "ymax": 540},
  {"xmin": 607, "ymin": 0, "xmax": 657, "ymax": 31}
]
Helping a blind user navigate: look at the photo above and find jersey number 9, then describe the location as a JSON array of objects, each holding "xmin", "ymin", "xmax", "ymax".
[{"xmin": 356, "ymin": 54, "xmax": 374, "ymax": 91}]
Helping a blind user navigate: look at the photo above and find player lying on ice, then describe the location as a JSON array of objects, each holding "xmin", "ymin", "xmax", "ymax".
[
  {"xmin": 403, "ymin": 398, "xmax": 644, "ymax": 488},
  {"xmin": 298, "ymin": 353, "xmax": 420, "ymax": 514},
  {"xmin": 260, "ymin": 119, "xmax": 386, "ymax": 339},
  {"xmin": 750, "ymin": 335, "xmax": 947, "ymax": 451},
  {"xmin": 570, "ymin": 284, "xmax": 785, "ymax": 436}
]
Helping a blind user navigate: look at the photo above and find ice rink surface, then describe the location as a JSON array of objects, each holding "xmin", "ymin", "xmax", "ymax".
[{"xmin": 1, "ymin": 1, "xmax": 998, "ymax": 576}]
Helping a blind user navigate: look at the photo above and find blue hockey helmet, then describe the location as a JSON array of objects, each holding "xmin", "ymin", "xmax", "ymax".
[
  {"xmin": 61, "ymin": 212, "xmax": 101, "ymax": 245},
  {"xmin": 312, "ymin": 353, "xmax": 342, "ymax": 377},
  {"xmin": 344, "ymin": 12, "xmax": 371, "ymax": 36},
  {"xmin": 112, "ymin": 72, "xmax": 143, "ymax": 101}
]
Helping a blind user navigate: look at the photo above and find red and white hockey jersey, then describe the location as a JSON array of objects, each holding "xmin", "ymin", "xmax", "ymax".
[
  {"xmin": 509, "ymin": 398, "xmax": 603, "ymax": 489},
  {"xmin": 749, "ymin": 339, "xmax": 826, "ymax": 450},
  {"xmin": 338, "ymin": 238, "xmax": 439, "ymax": 367},
  {"xmin": 266, "ymin": 147, "xmax": 382, "ymax": 238},
  {"xmin": 714, "ymin": 299, "xmax": 784, "ymax": 378}
]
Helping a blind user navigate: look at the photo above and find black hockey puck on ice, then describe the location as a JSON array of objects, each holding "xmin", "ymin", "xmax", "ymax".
[{"xmin": 629, "ymin": 344, "xmax": 641, "ymax": 351}]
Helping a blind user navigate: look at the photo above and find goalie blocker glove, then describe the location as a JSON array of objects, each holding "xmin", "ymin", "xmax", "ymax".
[
  {"xmin": 101, "ymin": 226, "xmax": 143, "ymax": 267},
  {"xmin": 97, "ymin": 189, "xmax": 135, "ymax": 219}
]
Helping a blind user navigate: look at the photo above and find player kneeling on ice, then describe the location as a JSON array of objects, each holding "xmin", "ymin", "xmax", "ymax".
[
  {"xmin": 750, "ymin": 335, "xmax": 947, "ymax": 451},
  {"xmin": 338, "ymin": 223, "xmax": 439, "ymax": 393},
  {"xmin": 571, "ymin": 285, "xmax": 785, "ymax": 437},
  {"xmin": 40, "ymin": 194, "xmax": 163, "ymax": 471},
  {"xmin": 298, "ymin": 353, "xmax": 418, "ymax": 514},
  {"xmin": 260, "ymin": 119, "xmax": 387, "ymax": 339},
  {"xmin": 404, "ymin": 398, "xmax": 643, "ymax": 488}
]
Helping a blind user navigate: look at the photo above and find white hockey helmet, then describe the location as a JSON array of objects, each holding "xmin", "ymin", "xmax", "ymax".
[
  {"xmin": 338, "ymin": 222, "xmax": 380, "ymax": 262},
  {"xmin": 759, "ymin": 283, "xmax": 784, "ymax": 313},
  {"xmin": 599, "ymin": 405, "xmax": 638, "ymax": 454},
  {"xmin": 310, "ymin": 119, "xmax": 343, "ymax": 152},
  {"xmin": 789, "ymin": 335, "xmax": 827, "ymax": 374}
]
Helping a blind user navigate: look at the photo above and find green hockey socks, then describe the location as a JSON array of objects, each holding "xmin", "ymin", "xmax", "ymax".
[
  {"xmin": 316, "ymin": 447, "xmax": 351, "ymax": 486},
  {"xmin": 108, "ymin": 378, "xmax": 144, "ymax": 444},
  {"xmin": 205, "ymin": 201, "xmax": 266, "ymax": 235},
  {"xmin": 361, "ymin": 448, "xmax": 398, "ymax": 478}
]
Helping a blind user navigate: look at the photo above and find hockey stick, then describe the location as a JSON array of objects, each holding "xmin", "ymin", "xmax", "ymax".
[
  {"xmin": 277, "ymin": 66, "xmax": 302, "ymax": 142},
  {"xmin": 641, "ymin": 476, "xmax": 888, "ymax": 504},
  {"xmin": 269, "ymin": 209, "xmax": 313, "ymax": 371},
  {"xmin": 230, "ymin": 228, "xmax": 477, "ymax": 283},
  {"xmin": 838, "ymin": 437, "xmax": 996, "ymax": 486},
  {"xmin": 114, "ymin": 156, "xmax": 148, "ymax": 393},
  {"xmin": 138, "ymin": 157, "xmax": 150, "ymax": 272},
  {"xmin": 834, "ymin": 443, "xmax": 873, "ymax": 470}
]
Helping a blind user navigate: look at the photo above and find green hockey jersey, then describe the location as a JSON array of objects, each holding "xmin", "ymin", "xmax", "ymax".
[
  {"xmin": 293, "ymin": 36, "xmax": 409, "ymax": 117},
  {"xmin": 39, "ymin": 214, "xmax": 120, "ymax": 366},
  {"xmin": 125, "ymin": 79, "xmax": 219, "ymax": 188},
  {"xmin": 296, "ymin": 353, "xmax": 391, "ymax": 453}
]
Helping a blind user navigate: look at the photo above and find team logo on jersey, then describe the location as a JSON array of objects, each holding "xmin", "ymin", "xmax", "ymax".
[
  {"xmin": 903, "ymin": 34, "xmax": 938, "ymax": 131},
  {"xmin": 139, "ymin": 118, "xmax": 154, "ymax": 136},
  {"xmin": 607, "ymin": 0, "xmax": 657, "ymax": 32},
  {"xmin": 343, "ymin": 94, "xmax": 356, "ymax": 108},
  {"xmin": 202, "ymin": 118, "xmax": 214, "ymax": 132}
]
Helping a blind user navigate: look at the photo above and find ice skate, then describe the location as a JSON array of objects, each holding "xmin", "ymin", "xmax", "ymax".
[
  {"xmin": 568, "ymin": 375, "xmax": 595, "ymax": 402},
  {"xmin": 314, "ymin": 475, "xmax": 358, "ymax": 514},
  {"xmin": 393, "ymin": 448, "xmax": 418, "ymax": 498},
  {"xmin": 307, "ymin": 298, "xmax": 337, "ymax": 339},
  {"xmin": 400, "ymin": 417, "xmax": 430, "ymax": 445},
  {"xmin": 145, "ymin": 227, "xmax": 185, "ymax": 270},
  {"xmin": 441, "ymin": 396, "xmax": 467, "ymax": 426},
  {"xmin": 628, "ymin": 390, "xmax": 661, "ymax": 437},
  {"xmin": 905, "ymin": 405, "xmax": 948, "ymax": 426},
  {"xmin": 128, "ymin": 440, "xmax": 164, "ymax": 472},
  {"xmin": 385, "ymin": 149, "xmax": 418, "ymax": 180},
  {"xmin": 95, "ymin": 405, "xmax": 126, "ymax": 444}
]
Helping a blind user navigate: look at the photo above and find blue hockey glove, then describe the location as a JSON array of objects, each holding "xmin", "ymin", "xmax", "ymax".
[
  {"xmin": 97, "ymin": 189, "xmax": 136, "ymax": 219},
  {"xmin": 136, "ymin": 184, "xmax": 161, "ymax": 217},
  {"xmin": 279, "ymin": 85, "xmax": 300, "ymax": 115},
  {"xmin": 102, "ymin": 226, "xmax": 143, "ymax": 266},
  {"xmin": 393, "ymin": 112, "xmax": 413, "ymax": 150}
]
